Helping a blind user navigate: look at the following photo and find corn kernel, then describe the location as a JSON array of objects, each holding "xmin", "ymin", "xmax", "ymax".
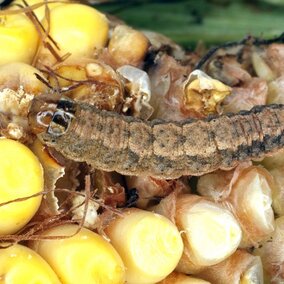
[
  {"xmin": 108, "ymin": 25, "xmax": 149, "ymax": 67},
  {"xmin": 0, "ymin": 62, "xmax": 47, "ymax": 94},
  {"xmin": 0, "ymin": 138, "xmax": 43, "ymax": 234},
  {"xmin": 228, "ymin": 167, "xmax": 275, "ymax": 247},
  {"xmin": 105, "ymin": 208, "xmax": 183, "ymax": 284},
  {"xmin": 0, "ymin": 243, "xmax": 61, "ymax": 283},
  {"xmin": 0, "ymin": 10, "xmax": 39, "ymax": 65},
  {"xmin": 30, "ymin": 224, "xmax": 125, "ymax": 284},
  {"xmin": 183, "ymin": 70, "xmax": 231, "ymax": 115},
  {"xmin": 175, "ymin": 195, "xmax": 242, "ymax": 274},
  {"xmin": 252, "ymin": 52, "xmax": 275, "ymax": 81},
  {"xmin": 38, "ymin": 4, "xmax": 109, "ymax": 65}
]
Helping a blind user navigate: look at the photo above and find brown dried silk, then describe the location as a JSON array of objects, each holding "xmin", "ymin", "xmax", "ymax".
[{"xmin": 38, "ymin": 99, "xmax": 284, "ymax": 179}]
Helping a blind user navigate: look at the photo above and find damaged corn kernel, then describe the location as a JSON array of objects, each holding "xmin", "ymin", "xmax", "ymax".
[
  {"xmin": 46, "ymin": 59, "xmax": 124, "ymax": 111},
  {"xmin": 0, "ymin": 10, "xmax": 39, "ymax": 65},
  {"xmin": 0, "ymin": 244, "xmax": 61, "ymax": 283},
  {"xmin": 0, "ymin": 139, "xmax": 43, "ymax": 234},
  {"xmin": 183, "ymin": 70, "xmax": 231, "ymax": 115},
  {"xmin": 105, "ymin": 208, "xmax": 183, "ymax": 284},
  {"xmin": 30, "ymin": 224, "xmax": 125, "ymax": 284}
]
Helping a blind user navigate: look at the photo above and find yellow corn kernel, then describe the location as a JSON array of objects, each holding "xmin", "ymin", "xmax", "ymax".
[
  {"xmin": 0, "ymin": 62, "xmax": 47, "ymax": 94},
  {"xmin": 108, "ymin": 25, "xmax": 149, "ymax": 67},
  {"xmin": 0, "ymin": 243, "xmax": 61, "ymax": 284},
  {"xmin": 105, "ymin": 208, "xmax": 183, "ymax": 284},
  {"xmin": 38, "ymin": 4, "xmax": 109, "ymax": 65},
  {"xmin": 30, "ymin": 224, "xmax": 125, "ymax": 284},
  {"xmin": 0, "ymin": 138, "xmax": 43, "ymax": 235},
  {"xmin": 0, "ymin": 10, "xmax": 39, "ymax": 65}
]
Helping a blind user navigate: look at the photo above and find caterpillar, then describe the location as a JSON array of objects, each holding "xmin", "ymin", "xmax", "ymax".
[{"xmin": 29, "ymin": 96, "xmax": 284, "ymax": 179}]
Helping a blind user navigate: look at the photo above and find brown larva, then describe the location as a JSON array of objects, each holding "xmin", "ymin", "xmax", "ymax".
[{"xmin": 29, "ymin": 95, "xmax": 284, "ymax": 179}]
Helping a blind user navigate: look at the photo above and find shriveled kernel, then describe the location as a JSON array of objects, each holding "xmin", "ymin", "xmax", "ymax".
[
  {"xmin": 174, "ymin": 195, "xmax": 242, "ymax": 274},
  {"xmin": 183, "ymin": 70, "xmax": 231, "ymax": 115},
  {"xmin": 0, "ymin": 244, "xmax": 61, "ymax": 284},
  {"xmin": 105, "ymin": 208, "xmax": 183, "ymax": 284},
  {"xmin": 0, "ymin": 10, "xmax": 39, "ymax": 65},
  {"xmin": 0, "ymin": 138, "xmax": 43, "ymax": 235},
  {"xmin": 38, "ymin": 4, "xmax": 109, "ymax": 65},
  {"xmin": 108, "ymin": 25, "xmax": 150, "ymax": 67},
  {"xmin": 30, "ymin": 224, "xmax": 125, "ymax": 284}
]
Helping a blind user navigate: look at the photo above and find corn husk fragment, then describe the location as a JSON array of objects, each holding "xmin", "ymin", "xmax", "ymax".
[
  {"xmin": 143, "ymin": 30, "xmax": 186, "ymax": 61},
  {"xmin": 222, "ymin": 78, "xmax": 268, "ymax": 113},
  {"xmin": 117, "ymin": 65, "xmax": 153, "ymax": 119},
  {"xmin": 93, "ymin": 170, "xmax": 126, "ymax": 208},
  {"xmin": 183, "ymin": 70, "xmax": 231, "ymax": 116},
  {"xmin": 267, "ymin": 76, "xmax": 284, "ymax": 105},
  {"xmin": 196, "ymin": 250, "xmax": 263, "ymax": 284},
  {"xmin": 254, "ymin": 216, "xmax": 284, "ymax": 283},
  {"xmin": 206, "ymin": 57, "xmax": 251, "ymax": 87},
  {"xmin": 266, "ymin": 44, "xmax": 284, "ymax": 76},
  {"xmin": 148, "ymin": 54, "xmax": 192, "ymax": 120},
  {"xmin": 30, "ymin": 139, "xmax": 65, "ymax": 215}
]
